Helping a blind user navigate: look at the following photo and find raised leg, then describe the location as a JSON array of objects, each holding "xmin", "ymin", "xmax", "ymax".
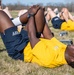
[
  {"xmin": 3, "ymin": 7, "xmax": 13, "ymax": 19},
  {"xmin": 27, "ymin": 7, "xmax": 54, "ymax": 48},
  {"xmin": 0, "ymin": 10, "xmax": 14, "ymax": 33},
  {"xmin": 60, "ymin": 8, "xmax": 74, "ymax": 22}
]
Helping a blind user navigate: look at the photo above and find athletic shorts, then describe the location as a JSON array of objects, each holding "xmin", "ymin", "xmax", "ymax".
[
  {"xmin": 1, "ymin": 26, "xmax": 29, "ymax": 60},
  {"xmin": 51, "ymin": 16, "xmax": 65, "ymax": 29}
]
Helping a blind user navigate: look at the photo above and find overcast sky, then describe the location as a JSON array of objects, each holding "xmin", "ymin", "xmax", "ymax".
[{"xmin": 2, "ymin": 0, "xmax": 70, "ymax": 5}]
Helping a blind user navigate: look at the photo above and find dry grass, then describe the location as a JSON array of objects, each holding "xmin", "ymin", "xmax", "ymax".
[{"xmin": 0, "ymin": 11, "xmax": 74, "ymax": 75}]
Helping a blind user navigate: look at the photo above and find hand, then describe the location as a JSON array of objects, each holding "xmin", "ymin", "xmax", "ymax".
[{"xmin": 28, "ymin": 5, "xmax": 41, "ymax": 15}]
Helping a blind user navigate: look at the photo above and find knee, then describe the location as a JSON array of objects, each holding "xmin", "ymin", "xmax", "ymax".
[
  {"xmin": 61, "ymin": 8, "xmax": 68, "ymax": 13},
  {"xmin": 36, "ymin": 7, "xmax": 44, "ymax": 16},
  {"xmin": 35, "ymin": 7, "xmax": 45, "ymax": 22}
]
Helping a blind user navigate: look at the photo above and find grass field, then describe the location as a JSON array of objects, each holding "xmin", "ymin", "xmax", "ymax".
[{"xmin": 0, "ymin": 11, "xmax": 74, "ymax": 75}]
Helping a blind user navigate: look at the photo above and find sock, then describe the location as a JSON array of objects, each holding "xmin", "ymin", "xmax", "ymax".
[{"xmin": 12, "ymin": 17, "xmax": 22, "ymax": 26}]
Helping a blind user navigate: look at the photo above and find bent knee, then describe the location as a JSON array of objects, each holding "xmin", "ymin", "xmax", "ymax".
[
  {"xmin": 36, "ymin": 7, "xmax": 44, "ymax": 15},
  {"xmin": 61, "ymin": 8, "xmax": 68, "ymax": 13}
]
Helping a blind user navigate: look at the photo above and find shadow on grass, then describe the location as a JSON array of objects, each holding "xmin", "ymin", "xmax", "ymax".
[{"xmin": 0, "ymin": 49, "xmax": 6, "ymax": 52}]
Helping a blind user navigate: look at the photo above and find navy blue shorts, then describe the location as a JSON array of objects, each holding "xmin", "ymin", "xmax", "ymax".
[
  {"xmin": 1, "ymin": 26, "xmax": 29, "ymax": 61},
  {"xmin": 51, "ymin": 16, "xmax": 65, "ymax": 29}
]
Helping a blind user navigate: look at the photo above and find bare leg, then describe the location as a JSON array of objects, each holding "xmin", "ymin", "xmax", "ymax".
[
  {"xmin": 60, "ymin": 8, "xmax": 74, "ymax": 22},
  {"xmin": 34, "ymin": 8, "xmax": 45, "ymax": 33},
  {"xmin": 47, "ymin": 7, "xmax": 74, "ymax": 22},
  {"xmin": 43, "ymin": 23, "xmax": 53, "ymax": 39},
  {"xmin": 22, "ymin": 7, "xmax": 45, "ymax": 33},
  {"xmin": 26, "ymin": 7, "xmax": 53, "ymax": 48},
  {"xmin": 3, "ymin": 7, "xmax": 23, "ymax": 32},
  {"xmin": 25, "ymin": 8, "xmax": 45, "ymax": 48},
  {"xmin": 27, "ymin": 16, "xmax": 40, "ymax": 48},
  {"xmin": 44, "ymin": 11, "xmax": 50, "ymax": 22},
  {"xmin": 19, "ymin": 5, "xmax": 41, "ymax": 25},
  {"xmin": 47, "ymin": 7, "xmax": 56, "ymax": 19},
  {"xmin": 35, "ymin": 8, "xmax": 54, "ymax": 39},
  {"xmin": 0, "ymin": 10, "xmax": 14, "ymax": 33},
  {"xmin": 3, "ymin": 7, "xmax": 12, "ymax": 19},
  {"xmin": 69, "ymin": 12, "xmax": 74, "ymax": 21}
]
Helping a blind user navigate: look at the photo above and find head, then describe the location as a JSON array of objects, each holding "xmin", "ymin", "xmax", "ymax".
[{"xmin": 65, "ymin": 45, "xmax": 74, "ymax": 68}]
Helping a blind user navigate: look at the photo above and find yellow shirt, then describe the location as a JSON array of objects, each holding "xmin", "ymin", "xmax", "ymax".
[
  {"xmin": 23, "ymin": 37, "xmax": 67, "ymax": 68},
  {"xmin": 61, "ymin": 20, "xmax": 74, "ymax": 31}
]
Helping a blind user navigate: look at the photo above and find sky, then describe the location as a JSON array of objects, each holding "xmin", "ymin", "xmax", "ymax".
[{"xmin": 2, "ymin": 0, "xmax": 72, "ymax": 5}]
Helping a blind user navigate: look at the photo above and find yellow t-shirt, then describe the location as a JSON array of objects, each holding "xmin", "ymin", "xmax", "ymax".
[
  {"xmin": 23, "ymin": 37, "xmax": 67, "ymax": 68},
  {"xmin": 61, "ymin": 20, "xmax": 74, "ymax": 31}
]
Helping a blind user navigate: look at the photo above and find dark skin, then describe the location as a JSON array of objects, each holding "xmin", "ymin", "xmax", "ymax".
[
  {"xmin": 65, "ymin": 45, "xmax": 74, "ymax": 68},
  {"xmin": 0, "ymin": 5, "xmax": 74, "ymax": 68},
  {"xmin": 20, "ymin": 5, "xmax": 45, "ymax": 33},
  {"xmin": 25, "ymin": 6, "xmax": 74, "ymax": 68}
]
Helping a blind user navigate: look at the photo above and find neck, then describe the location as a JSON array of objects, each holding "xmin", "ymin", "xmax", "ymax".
[{"xmin": 65, "ymin": 46, "xmax": 71, "ymax": 64}]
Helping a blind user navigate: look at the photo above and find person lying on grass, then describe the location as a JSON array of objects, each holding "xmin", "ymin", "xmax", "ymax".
[
  {"xmin": 0, "ymin": 5, "xmax": 74, "ymax": 68},
  {"xmin": 47, "ymin": 7, "xmax": 74, "ymax": 31}
]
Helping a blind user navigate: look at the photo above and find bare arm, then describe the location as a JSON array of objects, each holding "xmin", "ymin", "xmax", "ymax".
[
  {"xmin": 27, "ymin": 16, "xmax": 40, "ymax": 48},
  {"xmin": 20, "ymin": 12, "xmax": 29, "ymax": 24},
  {"xmin": 42, "ymin": 23, "xmax": 54, "ymax": 39},
  {"xmin": 20, "ymin": 5, "xmax": 41, "ymax": 24}
]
